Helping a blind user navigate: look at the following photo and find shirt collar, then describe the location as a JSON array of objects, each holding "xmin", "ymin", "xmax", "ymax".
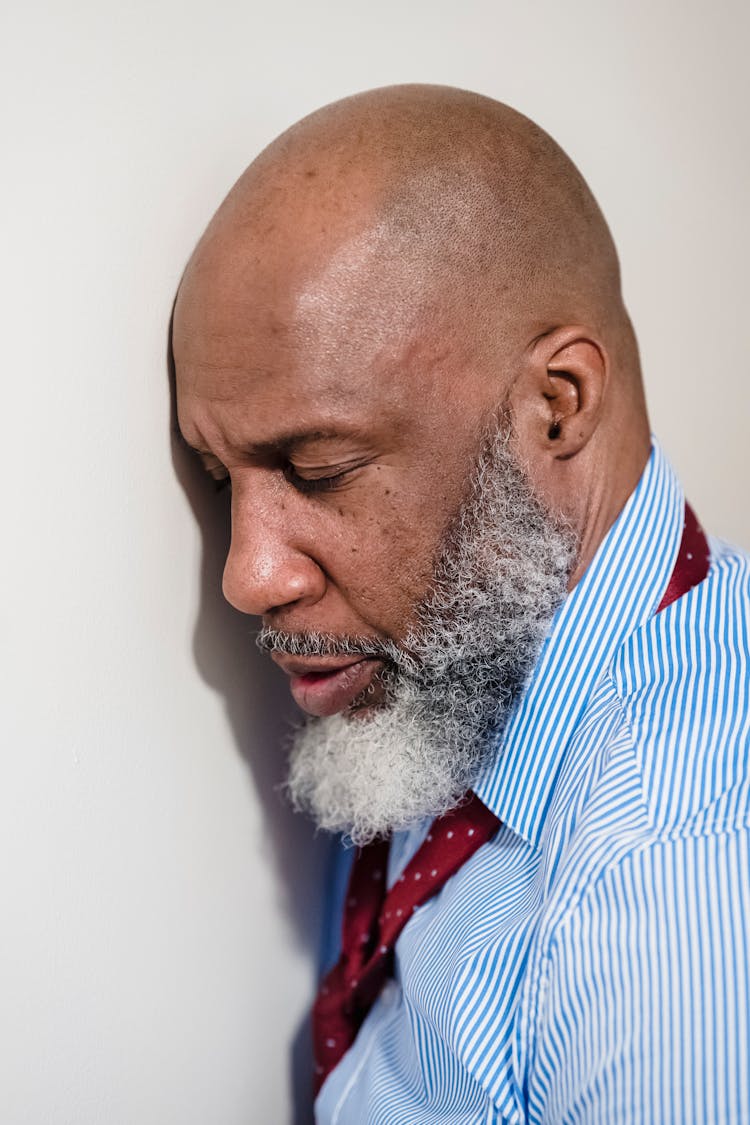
[{"xmin": 473, "ymin": 437, "xmax": 684, "ymax": 848}]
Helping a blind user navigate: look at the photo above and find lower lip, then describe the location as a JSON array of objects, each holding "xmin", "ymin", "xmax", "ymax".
[{"xmin": 289, "ymin": 659, "xmax": 382, "ymax": 717}]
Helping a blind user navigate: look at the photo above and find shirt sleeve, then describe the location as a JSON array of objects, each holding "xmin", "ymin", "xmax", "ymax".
[{"xmin": 522, "ymin": 826, "xmax": 750, "ymax": 1125}]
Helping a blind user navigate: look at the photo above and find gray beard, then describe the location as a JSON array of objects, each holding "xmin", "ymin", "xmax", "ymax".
[{"xmin": 258, "ymin": 416, "xmax": 577, "ymax": 846}]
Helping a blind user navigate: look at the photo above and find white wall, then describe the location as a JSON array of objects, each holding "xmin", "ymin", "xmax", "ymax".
[{"xmin": 3, "ymin": 2, "xmax": 748, "ymax": 1123}]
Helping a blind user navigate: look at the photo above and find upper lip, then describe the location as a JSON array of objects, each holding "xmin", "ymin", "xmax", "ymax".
[{"xmin": 270, "ymin": 653, "xmax": 370, "ymax": 678}]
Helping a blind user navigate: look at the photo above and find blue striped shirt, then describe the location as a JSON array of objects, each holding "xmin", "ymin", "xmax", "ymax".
[{"xmin": 315, "ymin": 439, "xmax": 750, "ymax": 1124}]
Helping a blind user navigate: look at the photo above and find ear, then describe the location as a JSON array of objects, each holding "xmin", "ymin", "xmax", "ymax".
[{"xmin": 514, "ymin": 326, "xmax": 608, "ymax": 460}]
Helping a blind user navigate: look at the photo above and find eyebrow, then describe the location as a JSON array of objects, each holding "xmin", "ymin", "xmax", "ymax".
[{"xmin": 175, "ymin": 425, "xmax": 368, "ymax": 460}]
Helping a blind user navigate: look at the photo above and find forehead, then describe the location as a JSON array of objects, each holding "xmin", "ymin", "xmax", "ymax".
[{"xmin": 172, "ymin": 217, "xmax": 471, "ymax": 447}]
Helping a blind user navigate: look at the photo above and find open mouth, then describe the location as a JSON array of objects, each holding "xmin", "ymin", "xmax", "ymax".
[{"xmin": 288, "ymin": 658, "xmax": 383, "ymax": 717}]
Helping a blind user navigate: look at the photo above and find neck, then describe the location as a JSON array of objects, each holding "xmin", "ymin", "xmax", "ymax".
[{"xmin": 567, "ymin": 424, "xmax": 652, "ymax": 590}]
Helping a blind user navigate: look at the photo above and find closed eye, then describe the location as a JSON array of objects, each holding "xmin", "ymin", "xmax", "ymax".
[
  {"xmin": 206, "ymin": 461, "xmax": 366, "ymax": 495},
  {"xmin": 283, "ymin": 464, "xmax": 358, "ymax": 495}
]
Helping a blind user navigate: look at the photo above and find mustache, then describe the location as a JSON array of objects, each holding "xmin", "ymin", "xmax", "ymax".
[{"xmin": 256, "ymin": 626, "xmax": 406, "ymax": 666}]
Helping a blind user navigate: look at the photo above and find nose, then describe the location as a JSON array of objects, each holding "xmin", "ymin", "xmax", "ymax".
[{"xmin": 221, "ymin": 490, "xmax": 326, "ymax": 617}]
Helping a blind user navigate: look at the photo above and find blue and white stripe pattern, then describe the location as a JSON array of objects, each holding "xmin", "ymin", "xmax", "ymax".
[{"xmin": 316, "ymin": 439, "xmax": 750, "ymax": 1124}]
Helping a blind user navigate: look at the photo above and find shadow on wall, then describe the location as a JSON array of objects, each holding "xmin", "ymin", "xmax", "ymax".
[{"xmin": 167, "ymin": 330, "xmax": 330, "ymax": 1125}]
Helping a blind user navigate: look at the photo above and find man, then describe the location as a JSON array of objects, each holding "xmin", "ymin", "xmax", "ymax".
[{"xmin": 172, "ymin": 85, "xmax": 750, "ymax": 1123}]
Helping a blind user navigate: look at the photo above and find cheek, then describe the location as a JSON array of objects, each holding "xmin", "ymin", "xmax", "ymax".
[{"xmin": 325, "ymin": 479, "xmax": 459, "ymax": 635}]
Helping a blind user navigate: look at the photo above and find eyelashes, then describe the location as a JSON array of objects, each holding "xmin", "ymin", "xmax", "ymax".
[
  {"xmin": 211, "ymin": 464, "xmax": 359, "ymax": 496},
  {"xmin": 282, "ymin": 465, "xmax": 356, "ymax": 495}
]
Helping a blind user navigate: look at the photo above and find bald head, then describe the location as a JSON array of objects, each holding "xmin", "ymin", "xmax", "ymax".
[{"xmin": 180, "ymin": 85, "xmax": 634, "ymax": 374}]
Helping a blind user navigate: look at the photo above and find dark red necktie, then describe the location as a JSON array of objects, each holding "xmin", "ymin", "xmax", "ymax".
[
  {"xmin": 312, "ymin": 503, "xmax": 710, "ymax": 1094},
  {"xmin": 655, "ymin": 502, "xmax": 711, "ymax": 613},
  {"xmin": 312, "ymin": 791, "xmax": 500, "ymax": 1092}
]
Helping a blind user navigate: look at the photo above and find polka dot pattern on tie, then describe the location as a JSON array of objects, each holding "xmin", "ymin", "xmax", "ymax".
[
  {"xmin": 655, "ymin": 503, "xmax": 711, "ymax": 614},
  {"xmin": 311, "ymin": 792, "xmax": 501, "ymax": 1094}
]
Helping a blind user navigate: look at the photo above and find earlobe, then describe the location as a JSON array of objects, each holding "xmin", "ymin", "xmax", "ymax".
[{"xmin": 536, "ymin": 328, "xmax": 608, "ymax": 458}]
